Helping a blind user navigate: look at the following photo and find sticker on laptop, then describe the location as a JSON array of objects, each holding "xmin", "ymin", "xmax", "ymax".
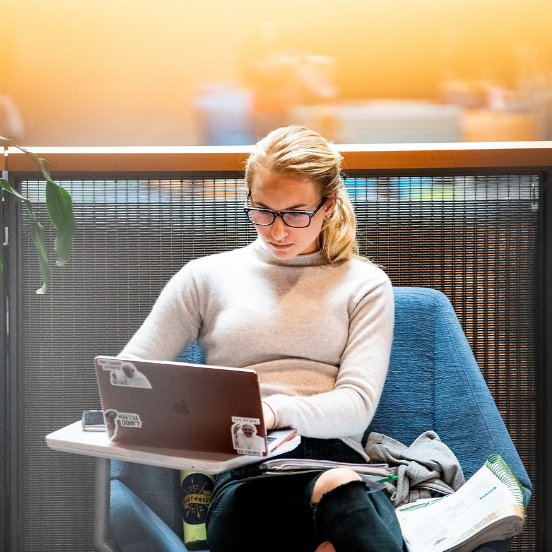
[
  {"xmin": 103, "ymin": 409, "xmax": 142, "ymax": 439},
  {"xmin": 98, "ymin": 358, "xmax": 152, "ymax": 389},
  {"xmin": 231, "ymin": 417, "xmax": 266, "ymax": 456}
]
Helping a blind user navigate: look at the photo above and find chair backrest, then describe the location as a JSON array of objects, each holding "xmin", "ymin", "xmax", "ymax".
[{"xmin": 368, "ymin": 287, "xmax": 529, "ymax": 491}]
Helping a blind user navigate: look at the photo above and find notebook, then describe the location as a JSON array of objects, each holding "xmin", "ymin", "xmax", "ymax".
[{"xmin": 94, "ymin": 356, "xmax": 297, "ymax": 458}]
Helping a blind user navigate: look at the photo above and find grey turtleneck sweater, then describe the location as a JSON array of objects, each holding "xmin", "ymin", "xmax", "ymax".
[{"xmin": 120, "ymin": 238, "xmax": 394, "ymax": 459}]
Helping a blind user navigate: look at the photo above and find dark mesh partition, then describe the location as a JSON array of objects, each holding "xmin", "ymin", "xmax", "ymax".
[
  {"xmin": 350, "ymin": 174, "xmax": 539, "ymax": 552},
  {"xmin": 18, "ymin": 174, "xmax": 538, "ymax": 551}
]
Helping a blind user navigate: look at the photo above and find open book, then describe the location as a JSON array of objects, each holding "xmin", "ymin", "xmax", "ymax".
[{"xmin": 396, "ymin": 455, "xmax": 526, "ymax": 552}]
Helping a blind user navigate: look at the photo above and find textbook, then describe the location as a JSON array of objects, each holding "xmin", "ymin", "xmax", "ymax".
[{"xmin": 396, "ymin": 455, "xmax": 526, "ymax": 552}]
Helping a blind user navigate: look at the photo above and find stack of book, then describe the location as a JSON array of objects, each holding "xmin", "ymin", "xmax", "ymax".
[{"xmin": 231, "ymin": 458, "xmax": 396, "ymax": 492}]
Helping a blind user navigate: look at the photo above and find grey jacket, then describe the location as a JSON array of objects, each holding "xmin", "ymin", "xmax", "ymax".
[{"xmin": 365, "ymin": 431, "xmax": 465, "ymax": 507}]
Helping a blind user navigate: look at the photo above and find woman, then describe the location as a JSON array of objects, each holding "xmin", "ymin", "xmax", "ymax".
[{"xmin": 120, "ymin": 126, "xmax": 404, "ymax": 551}]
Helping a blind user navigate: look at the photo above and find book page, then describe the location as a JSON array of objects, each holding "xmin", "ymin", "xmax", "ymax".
[{"xmin": 397, "ymin": 465, "xmax": 521, "ymax": 552}]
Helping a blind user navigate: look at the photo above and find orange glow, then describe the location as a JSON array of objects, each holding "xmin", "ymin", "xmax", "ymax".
[{"xmin": 2, "ymin": 0, "xmax": 551, "ymax": 145}]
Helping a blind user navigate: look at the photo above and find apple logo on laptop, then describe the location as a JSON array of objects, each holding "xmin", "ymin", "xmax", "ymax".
[{"xmin": 173, "ymin": 399, "xmax": 190, "ymax": 415}]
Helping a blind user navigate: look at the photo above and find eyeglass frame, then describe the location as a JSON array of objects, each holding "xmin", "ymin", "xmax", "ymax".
[{"xmin": 243, "ymin": 193, "xmax": 328, "ymax": 228}]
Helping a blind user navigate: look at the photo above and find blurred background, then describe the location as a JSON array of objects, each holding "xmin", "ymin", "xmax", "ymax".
[{"xmin": 2, "ymin": 0, "xmax": 551, "ymax": 146}]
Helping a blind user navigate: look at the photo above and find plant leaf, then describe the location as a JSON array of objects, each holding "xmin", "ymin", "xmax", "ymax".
[
  {"xmin": 1, "ymin": 176, "xmax": 34, "ymax": 213},
  {"xmin": 31, "ymin": 220, "xmax": 50, "ymax": 294},
  {"xmin": 46, "ymin": 181, "xmax": 76, "ymax": 266},
  {"xmin": 1, "ymin": 136, "xmax": 76, "ymax": 266},
  {"xmin": 1, "ymin": 177, "xmax": 51, "ymax": 293}
]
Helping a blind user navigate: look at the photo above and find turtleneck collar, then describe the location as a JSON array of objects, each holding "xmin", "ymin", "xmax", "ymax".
[{"xmin": 247, "ymin": 237, "xmax": 329, "ymax": 267}]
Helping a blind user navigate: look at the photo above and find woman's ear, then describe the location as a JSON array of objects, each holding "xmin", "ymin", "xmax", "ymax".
[{"xmin": 324, "ymin": 196, "xmax": 338, "ymax": 219}]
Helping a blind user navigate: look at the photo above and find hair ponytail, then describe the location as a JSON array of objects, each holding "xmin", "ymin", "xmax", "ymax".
[{"xmin": 319, "ymin": 186, "xmax": 359, "ymax": 263}]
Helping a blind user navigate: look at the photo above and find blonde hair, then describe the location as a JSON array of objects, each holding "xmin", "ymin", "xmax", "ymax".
[{"xmin": 245, "ymin": 126, "xmax": 364, "ymax": 264}]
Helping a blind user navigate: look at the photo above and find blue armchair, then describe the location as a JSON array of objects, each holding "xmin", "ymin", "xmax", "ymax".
[{"xmin": 109, "ymin": 287, "xmax": 531, "ymax": 552}]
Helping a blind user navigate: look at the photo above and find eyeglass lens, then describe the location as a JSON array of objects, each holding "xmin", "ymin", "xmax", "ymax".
[{"xmin": 248, "ymin": 210, "xmax": 311, "ymax": 228}]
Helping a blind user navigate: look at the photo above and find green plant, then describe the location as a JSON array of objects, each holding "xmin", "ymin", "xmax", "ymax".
[{"xmin": 0, "ymin": 137, "xmax": 76, "ymax": 294}]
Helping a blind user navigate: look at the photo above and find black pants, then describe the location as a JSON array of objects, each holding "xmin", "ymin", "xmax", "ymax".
[{"xmin": 205, "ymin": 437, "xmax": 405, "ymax": 552}]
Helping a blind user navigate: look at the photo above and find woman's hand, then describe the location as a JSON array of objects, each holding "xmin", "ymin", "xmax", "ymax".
[{"xmin": 262, "ymin": 401, "xmax": 276, "ymax": 430}]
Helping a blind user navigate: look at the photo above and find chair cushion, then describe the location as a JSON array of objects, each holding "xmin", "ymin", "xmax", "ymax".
[
  {"xmin": 112, "ymin": 460, "xmax": 184, "ymax": 539},
  {"xmin": 367, "ymin": 287, "xmax": 437, "ymax": 446},
  {"xmin": 111, "ymin": 479, "xmax": 190, "ymax": 552}
]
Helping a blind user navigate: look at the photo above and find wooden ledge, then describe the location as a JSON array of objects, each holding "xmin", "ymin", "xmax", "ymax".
[{"xmin": 4, "ymin": 142, "xmax": 552, "ymax": 174}]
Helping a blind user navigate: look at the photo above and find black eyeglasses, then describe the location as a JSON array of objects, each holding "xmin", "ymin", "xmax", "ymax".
[{"xmin": 244, "ymin": 196, "xmax": 327, "ymax": 228}]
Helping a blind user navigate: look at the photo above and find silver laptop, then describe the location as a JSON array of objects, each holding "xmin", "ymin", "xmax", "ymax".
[{"xmin": 94, "ymin": 356, "xmax": 295, "ymax": 458}]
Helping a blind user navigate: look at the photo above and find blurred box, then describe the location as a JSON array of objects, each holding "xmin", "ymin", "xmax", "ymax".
[
  {"xmin": 194, "ymin": 83, "xmax": 254, "ymax": 145},
  {"xmin": 462, "ymin": 109, "xmax": 538, "ymax": 142},
  {"xmin": 289, "ymin": 101, "xmax": 463, "ymax": 143}
]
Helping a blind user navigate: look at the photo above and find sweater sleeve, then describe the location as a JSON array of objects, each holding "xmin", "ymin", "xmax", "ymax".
[
  {"xmin": 263, "ymin": 276, "xmax": 394, "ymax": 438},
  {"xmin": 118, "ymin": 263, "xmax": 202, "ymax": 361}
]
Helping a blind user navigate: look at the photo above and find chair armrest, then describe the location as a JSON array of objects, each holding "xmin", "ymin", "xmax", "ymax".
[
  {"xmin": 433, "ymin": 292, "xmax": 532, "ymax": 498},
  {"xmin": 110, "ymin": 480, "xmax": 195, "ymax": 552}
]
